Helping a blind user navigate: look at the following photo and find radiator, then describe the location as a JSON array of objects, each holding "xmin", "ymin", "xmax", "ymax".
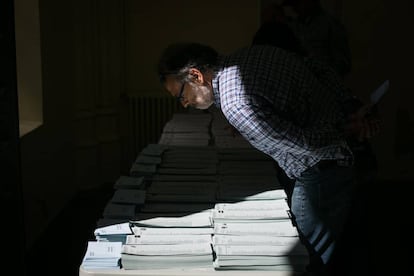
[{"xmin": 127, "ymin": 94, "xmax": 181, "ymax": 161}]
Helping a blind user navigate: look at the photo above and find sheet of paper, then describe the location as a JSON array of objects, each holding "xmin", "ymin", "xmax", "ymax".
[{"xmin": 370, "ymin": 79, "xmax": 389, "ymax": 105}]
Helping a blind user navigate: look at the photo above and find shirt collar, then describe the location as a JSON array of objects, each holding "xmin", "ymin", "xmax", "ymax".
[{"xmin": 212, "ymin": 55, "xmax": 224, "ymax": 109}]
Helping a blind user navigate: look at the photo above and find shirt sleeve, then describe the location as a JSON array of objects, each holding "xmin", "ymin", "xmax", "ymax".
[
  {"xmin": 226, "ymin": 100, "xmax": 343, "ymax": 156},
  {"xmin": 303, "ymin": 57, "xmax": 354, "ymax": 109}
]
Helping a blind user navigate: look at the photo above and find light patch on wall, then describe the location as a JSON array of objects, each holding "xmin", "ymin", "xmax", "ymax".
[{"xmin": 14, "ymin": 0, "xmax": 43, "ymax": 136}]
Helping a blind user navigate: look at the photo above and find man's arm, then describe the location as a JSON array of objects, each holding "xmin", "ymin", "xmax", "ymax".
[{"xmin": 226, "ymin": 102, "xmax": 343, "ymax": 156}]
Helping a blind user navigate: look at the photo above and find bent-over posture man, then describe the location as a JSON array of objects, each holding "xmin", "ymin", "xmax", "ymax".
[{"xmin": 157, "ymin": 42, "xmax": 377, "ymax": 275}]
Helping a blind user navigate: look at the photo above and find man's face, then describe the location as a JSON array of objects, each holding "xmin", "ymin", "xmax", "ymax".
[{"xmin": 164, "ymin": 75, "xmax": 214, "ymax": 110}]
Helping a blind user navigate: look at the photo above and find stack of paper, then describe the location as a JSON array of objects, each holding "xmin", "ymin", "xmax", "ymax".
[
  {"xmin": 211, "ymin": 157, "xmax": 306, "ymax": 272},
  {"xmin": 213, "ymin": 243, "xmax": 308, "ymax": 271},
  {"xmin": 159, "ymin": 132, "xmax": 211, "ymax": 147},
  {"xmin": 128, "ymin": 144, "xmax": 166, "ymax": 178},
  {"xmin": 102, "ymin": 200, "xmax": 136, "ymax": 220},
  {"xmin": 134, "ymin": 155, "xmax": 162, "ymax": 165},
  {"xmin": 140, "ymin": 202, "xmax": 214, "ymax": 214},
  {"xmin": 139, "ymin": 143, "xmax": 167, "ymax": 157},
  {"xmin": 217, "ymin": 186, "xmax": 287, "ymax": 201},
  {"xmin": 211, "ymin": 199, "xmax": 291, "ymax": 223},
  {"xmin": 80, "ymin": 111, "xmax": 310, "ymax": 273},
  {"xmin": 100, "ymin": 187, "xmax": 146, "ymax": 221},
  {"xmin": 129, "ymin": 211, "xmax": 213, "ymax": 228},
  {"xmin": 144, "ymin": 146, "xmax": 219, "ymax": 203},
  {"xmin": 217, "ymin": 177, "xmax": 286, "ymax": 201},
  {"xmin": 81, "ymin": 241, "xmax": 122, "ymax": 270},
  {"xmin": 146, "ymin": 180, "xmax": 218, "ymax": 203},
  {"xmin": 120, "ymin": 211, "xmax": 214, "ymax": 269},
  {"xmin": 110, "ymin": 189, "xmax": 146, "ymax": 206},
  {"xmin": 113, "ymin": 175, "xmax": 146, "ymax": 190},
  {"xmin": 94, "ymin": 222, "xmax": 133, "ymax": 244},
  {"xmin": 129, "ymin": 163, "xmax": 157, "ymax": 177},
  {"xmin": 215, "ymin": 151, "xmax": 284, "ymax": 201},
  {"xmin": 151, "ymin": 174, "xmax": 217, "ymax": 183},
  {"xmin": 210, "ymin": 197, "xmax": 306, "ymax": 271},
  {"xmin": 95, "ymin": 218, "xmax": 129, "ymax": 228},
  {"xmin": 160, "ymin": 146, "xmax": 218, "ymax": 165},
  {"xmin": 159, "ymin": 113, "xmax": 212, "ymax": 146},
  {"xmin": 121, "ymin": 243, "xmax": 213, "ymax": 270}
]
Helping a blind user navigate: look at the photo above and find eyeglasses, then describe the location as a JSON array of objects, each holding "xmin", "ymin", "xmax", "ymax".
[{"xmin": 176, "ymin": 82, "xmax": 185, "ymax": 102}]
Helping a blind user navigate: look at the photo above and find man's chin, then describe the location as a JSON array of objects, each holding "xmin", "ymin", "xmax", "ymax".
[{"xmin": 194, "ymin": 102, "xmax": 213, "ymax": 110}]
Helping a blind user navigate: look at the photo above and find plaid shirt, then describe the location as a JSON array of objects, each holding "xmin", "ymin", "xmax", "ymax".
[{"xmin": 212, "ymin": 45, "xmax": 353, "ymax": 178}]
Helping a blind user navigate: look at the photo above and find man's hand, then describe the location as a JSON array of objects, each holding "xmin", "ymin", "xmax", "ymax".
[{"xmin": 343, "ymin": 104, "xmax": 381, "ymax": 141}]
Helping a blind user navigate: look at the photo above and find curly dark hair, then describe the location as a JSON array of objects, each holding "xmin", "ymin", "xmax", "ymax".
[{"xmin": 157, "ymin": 42, "xmax": 219, "ymax": 83}]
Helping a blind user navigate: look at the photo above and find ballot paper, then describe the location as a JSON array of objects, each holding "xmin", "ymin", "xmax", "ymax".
[
  {"xmin": 94, "ymin": 222, "xmax": 132, "ymax": 243},
  {"xmin": 370, "ymin": 79, "xmax": 389, "ymax": 105},
  {"xmin": 81, "ymin": 241, "xmax": 122, "ymax": 269},
  {"xmin": 129, "ymin": 211, "xmax": 213, "ymax": 228},
  {"xmin": 121, "ymin": 243, "xmax": 214, "ymax": 269},
  {"xmin": 113, "ymin": 175, "xmax": 145, "ymax": 189},
  {"xmin": 125, "ymin": 234, "xmax": 212, "ymax": 245}
]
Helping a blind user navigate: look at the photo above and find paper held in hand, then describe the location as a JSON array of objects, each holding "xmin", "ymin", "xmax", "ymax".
[{"xmin": 370, "ymin": 79, "xmax": 389, "ymax": 105}]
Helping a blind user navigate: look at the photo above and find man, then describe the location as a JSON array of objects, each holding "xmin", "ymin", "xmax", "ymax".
[{"xmin": 157, "ymin": 42, "xmax": 377, "ymax": 274}]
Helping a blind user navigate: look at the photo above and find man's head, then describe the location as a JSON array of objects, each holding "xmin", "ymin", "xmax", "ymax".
[{"xmin": 157, "ymin": 43, "xmax": 218, "ymax": 109}]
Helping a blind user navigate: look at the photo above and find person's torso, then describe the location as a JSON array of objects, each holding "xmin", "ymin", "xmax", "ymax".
[{"xmin": 212, "ymin": 45, "xmax": 352, "ymax": 178}]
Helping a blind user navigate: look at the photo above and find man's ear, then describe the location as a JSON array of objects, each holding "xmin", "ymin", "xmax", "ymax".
[{"xmin": 188, "ymin": 68, "xmax": 204, "ymax": 84}]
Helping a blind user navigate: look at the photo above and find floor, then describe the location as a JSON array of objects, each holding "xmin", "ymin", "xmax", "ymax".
[
  {"xmin": 330, "ymin": 179, "xmax": 411, "ymax": 275},
  {"xmin": 24, "ymin": 179, "xmax": 410, "ymax": 276},
  {"xmin": 25, "ymin": 184, "xmax": 115, "ymax": 276}
]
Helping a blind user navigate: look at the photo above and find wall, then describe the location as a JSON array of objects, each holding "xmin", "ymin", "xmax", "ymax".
[
  {"xmin": 343, "ymin": 0, "xmax": 414, "ymax": 181},
  {"xmin": 14, "ymin": 0, "xmax": 43, "ymax": 125},
  {"xmin": 71, "ymin": 0, "xmax": 125, "ymax": 189},
  {"xmin": 18, "ymin": 0, "xmax": 127, "ymax": 249},
  {"xmin": 124, "ymin": 0, "xmax": 260, "ymax": 95},
  {"xmin": 19, "ymin": 0, "xmax": 76, "ymax": 249}
]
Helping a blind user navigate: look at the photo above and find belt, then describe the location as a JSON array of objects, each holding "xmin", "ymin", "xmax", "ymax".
[{"xmin": 316, "ymin": 159, "xmax": 352, "ymax": 170}]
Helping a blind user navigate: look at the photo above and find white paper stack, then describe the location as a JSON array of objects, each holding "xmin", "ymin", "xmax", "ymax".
[
  {"xmin": 212, "ymin": 199, "xmax": 291, "ymax": 223},
  {"xmin": 159, "ymin": 112, "xmax": 212, "ymax": 146},
  {"xmin": 110, "ymin": 189, "xmax": 146, "ymax": 206},
  {"xmin": 139, "ymin": 143, "xmax": 167, "ymax": 157},
  {"xmin": 113, "ymin": 175, "xmax": 146, "ymax": 190},
  {"xmin": 212, "ymin": 219, "xmax": 307, "ymax": 271},
  {"xmin": 146, "ymin": 180, "xmax": 218, "ymax": 203},
  {"xmin": 129, "ymin": 211, "xmax": 213, "ymax": 228},
  {"xmin": 129, "ymin": 163, "xmax": 157, "ymax": 177},
  {"xmin": 94, "ymin": 222, "xmax": 133, "ymax": 244},
  {"xmin": 134, "ymin": 154, "xmax": 162, "ymax": 165},
  {"xmin": 121, "ymin": 211, "xmax": 215, "ymax": 270},
  {"xmin": 213, "ymin": 243, "xmax": 308, "ymax": 271},
  {"xmin": 121, "ymin": 243, "xmax": 213, "ymax": 270},
  {"xmin": 211, "ymin": 198, "xmax": 307, "ymax": 271},
  {"xmin": 217, "ymin": 176, "xmax": 286, "ymax": 202},
  {"xmin": 81, "ymin": 241, "xmax": 122, "ymax": 270},
  {"xmin": 140, "ymin": 202, "xmax": 214, "ymax": 214},
  {"xmin": 102, "ymin": 201, "xmax": 136, "ymax": 220},
  {"xmin": 144, "ymin": 146, "xmax": 219, "ymax": 203},
  {"xmin": 151, "ymin": 174, "xmax": 217, "ymax": 182}
]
